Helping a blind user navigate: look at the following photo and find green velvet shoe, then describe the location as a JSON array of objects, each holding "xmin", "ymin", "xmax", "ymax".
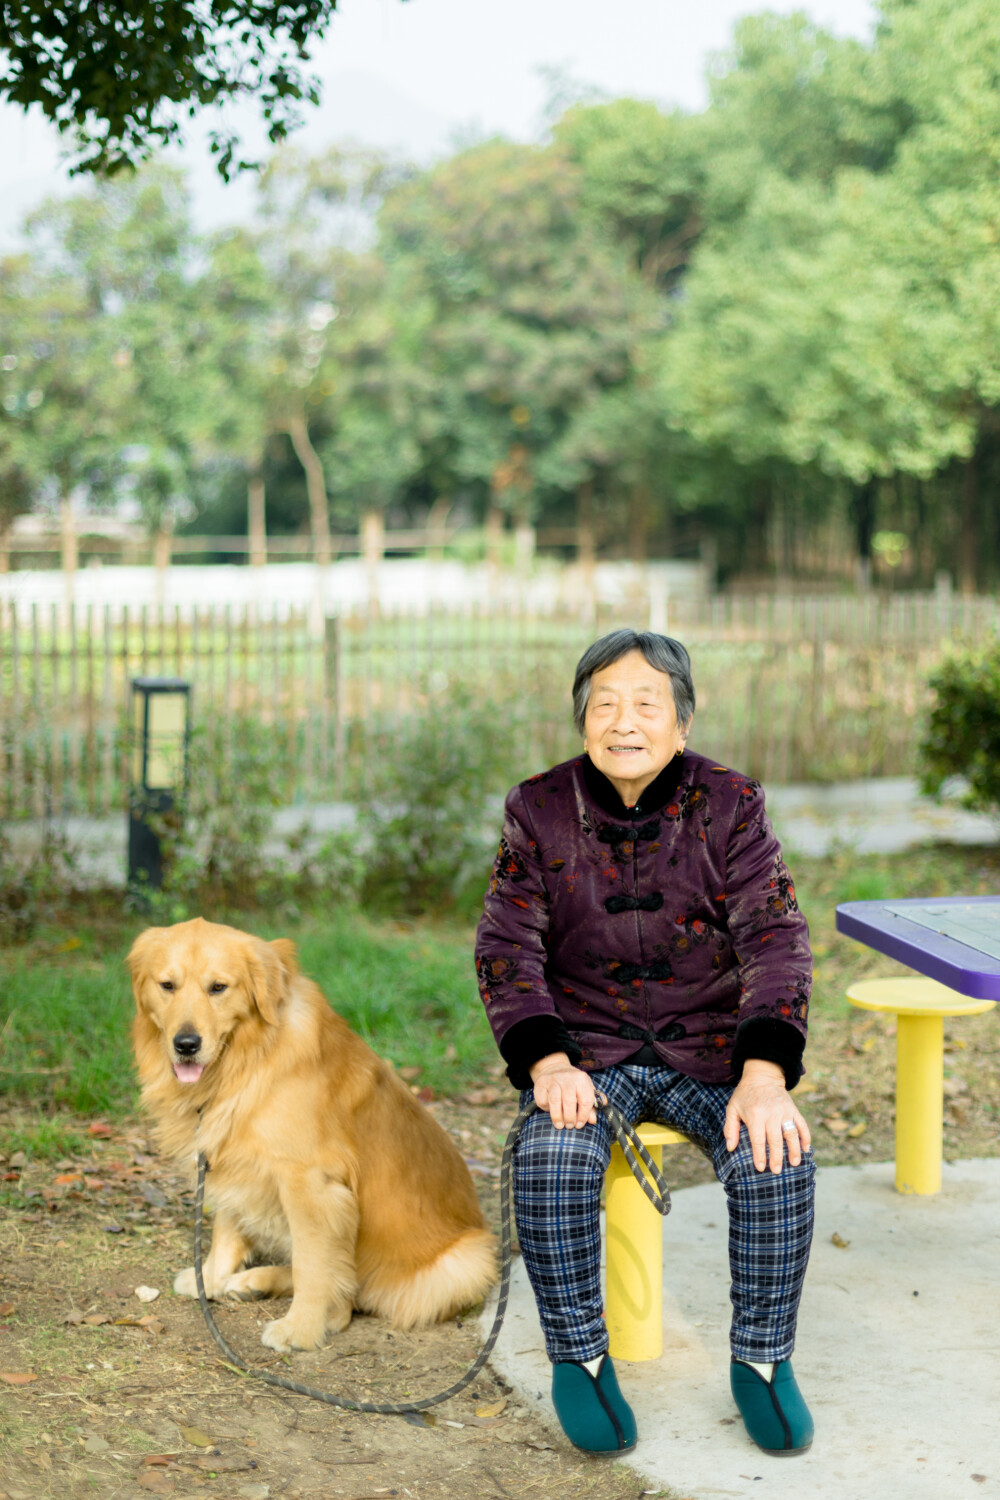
[
  {"xmin": 730, "ymin": 1358, "xmax": 813, "ymax": 1454},
  {"xmin": 551, "ymin": 1355, "xmax": 637, "ymax": 1453}
]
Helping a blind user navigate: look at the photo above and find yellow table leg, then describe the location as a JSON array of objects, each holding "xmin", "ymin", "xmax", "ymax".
[
  {"xmin": 895, "ymin": 1012, "xmax": 943, "ymax": 1196},
  {"xmin": 605, "ymin": 1142, "xmax": 664, "ymax": 1361}
]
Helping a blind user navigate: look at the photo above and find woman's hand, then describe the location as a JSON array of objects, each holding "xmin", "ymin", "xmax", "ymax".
[
  {"xmin": 529, "ymin": 1052, "xmax": 598, "ymax": 1130},
  {"xmin": 724, "ymin": 1058, "xmax": 811, "ymax": 1174}
]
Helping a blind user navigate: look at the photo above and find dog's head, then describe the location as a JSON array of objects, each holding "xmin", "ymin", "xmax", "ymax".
[{"xmin": 127, "ymin": 918, "xmax": 297, "ymax": 1088}]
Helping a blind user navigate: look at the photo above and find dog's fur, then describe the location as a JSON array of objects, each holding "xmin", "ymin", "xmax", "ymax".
[{"xmin": 128, "ymin": 918, "xmax": 496, "ymax": 1353}]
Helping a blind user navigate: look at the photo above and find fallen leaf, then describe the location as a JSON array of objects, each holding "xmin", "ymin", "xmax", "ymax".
[
  {"xmin": 138, "ymin": 1472, "xmax": 174, "ymax": 1493},
  {"xmin": 83, "ymin": 1435, "xmax": 110, "ymax": 1453},
  {"xmin": 416, "ymin": 1086, "xmax": 435, "ymax": 1103},
  {"xmin": 846, "ymin": 1121, "xmax": 867, "ymax": 1139},
  {"xmin": 143, "ymin": 1455, "xmax": 182, "ymax": 1467},
  {"xmin": 398, "ymin": 1066, "xmax": 421, "ymax": 1081},
  {"xmin": 178, "ymin": 1425, "xmax": 214, "ymax": 1447},
  {"xmin": 831, "ymin": 1232, "xmax": 850, "ymax": 1250},
  {"xmin": 0, "ymin": 1371, "xmax": 37, "ymax": 1384},
  {"xmin": 402, "ymin": 1412, "xmax": 436, "ymax": 1428},
  {"xmin": 464, "ymin": 1087, "xmax": 502, "ymax": 1106},
  {"xmin": 193, "ymin": 1453, "xmax": 255, "ymax": 1471},
  {"xmin": 0, "ymin": 1303, "xmax": 13, "ymax": 1317},
  {"xmin": 87, "ymin": 1122, "xmax": 113, "ymax": 1138},
  {"xmin": 54, "ymin": 936, "xmax": 82, "ymax": 953},
  {"xmin": 83, "ymin": 1177, "xmax": 106, "ymax": 1190},
  {"xmin": 138, "ymin": 1315, "xmax": 165, "ymax": 1334},
  {"xmin": 822, "ymin": 1117, "xmax": 850, "ymax": 1135},
  {"xmin": 135, "ymin": 1285, "xmax": 160, "ymax": 1303},
  {"xmin": 53, "ymin": 1173, "xmax": 81, "ymax": 1186},
  {"xmin": 475, "ymin": 1399, "xmax": 508, "ymax": 1418}
]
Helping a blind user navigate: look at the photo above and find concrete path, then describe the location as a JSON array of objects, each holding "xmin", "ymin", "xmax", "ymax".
[
  {"xmin": 4, "ymin": 778, "xmax": 996, "ymax": 888},
  {"xmin": 484, "ymin": 1158, "xmax": 1000, "ymax": 1500}
]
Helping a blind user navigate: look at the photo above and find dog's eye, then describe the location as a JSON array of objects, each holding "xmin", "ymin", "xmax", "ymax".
[
  {"xmin": 159, "ymin": 981, "xmax": 175, "ymax": 992},
  {"xmin": 209, "ymin": 982, "xmax": 228, "ymax": 995}
]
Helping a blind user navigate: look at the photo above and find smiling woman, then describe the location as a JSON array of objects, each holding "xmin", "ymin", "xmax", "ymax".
[{"xmin": 475, "ymin": 627, "xmax": 816, "ymax": 1458}]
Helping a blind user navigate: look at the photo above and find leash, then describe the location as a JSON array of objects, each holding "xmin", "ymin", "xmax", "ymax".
[{"xmin": 192, "ymin": 1097, "xmax": 671, "ymax": 1414}]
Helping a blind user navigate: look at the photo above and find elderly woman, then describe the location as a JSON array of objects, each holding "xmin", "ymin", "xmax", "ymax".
[{"xmin": 476, "ymin": 630, "xmax": 815, "ymax": 1457}]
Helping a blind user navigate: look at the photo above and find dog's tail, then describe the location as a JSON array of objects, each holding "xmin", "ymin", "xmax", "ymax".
[{"xmin": 359, "ymin": 1228, "xmax": 497, "ymax": 1331}]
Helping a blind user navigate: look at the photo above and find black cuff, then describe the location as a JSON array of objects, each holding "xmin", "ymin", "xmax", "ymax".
[
  {"xmin": 499, "ymin": 1015, "xmax": 583, "ymax": 1091},
  {"xmin": 730, "ymin": 1018, "xmax": 805, "ymax": 1091}
]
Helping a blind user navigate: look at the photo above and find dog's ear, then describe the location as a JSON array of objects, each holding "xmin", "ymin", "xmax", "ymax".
[
  {"xmin": 246, "ymin": 939, "xmax": 292, "ymax": 1026},
  {"xmin": 126, "ymin": 928, "xmax": 165, "ymax": 1009},
  {"xmin": 269, "ymin": 938, "xmax": 299, "ymax": 975}
]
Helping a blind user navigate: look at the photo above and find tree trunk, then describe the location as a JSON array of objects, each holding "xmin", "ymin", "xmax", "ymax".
[
  {"xmin": 248, "ymin": 468, "xmax": 267, "ymax": 568},
  {"xmin": 958, "ymin": 455, "xmax": 978, "ymax": 595},
  {"xmin": 426, "ymin": 495, "xmax": 452, "ymax": 561},
  {"xmin": 360, "ymin": 508, "xmax": 384, "ymax": 616},
  {"xmin": 60, "ymin": 495, "xmax": 77, "ymax": 612},
  {"xmin": 286, "ymin": 412, "xmax": 331, "ymax": 567},
  {"xmin": 628, "ymin": 484, "xmax": 650, "ymax": 563},
  {"xmin": 577, "ymin": 481, "xmax": 596, "ymax": 573},
  {"xmin": 0, "ymin": 525, "xmax": 9, "ymax": 573},
  {"xmin": 850, "ymin": 479, "xmax": 877, "ymax": 592},
  {"xmin": 485, "ymin": 502, "xmax": 504, "ymax": 570}
]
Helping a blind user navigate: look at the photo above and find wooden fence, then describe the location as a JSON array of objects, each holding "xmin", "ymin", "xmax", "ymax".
[{"xmin": 1, "ymin": 591, "xmax": 998, "ymax": 819}]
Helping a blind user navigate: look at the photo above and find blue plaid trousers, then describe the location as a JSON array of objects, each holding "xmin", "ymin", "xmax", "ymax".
[{"xmin": 514, "ymin": 1063, "xmax": 815, "ymax": 1364}]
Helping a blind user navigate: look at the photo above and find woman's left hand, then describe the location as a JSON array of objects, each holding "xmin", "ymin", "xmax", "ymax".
[{"xmin": 724, "ymin": 1058, "xmax": 812, "ymax": 1174}]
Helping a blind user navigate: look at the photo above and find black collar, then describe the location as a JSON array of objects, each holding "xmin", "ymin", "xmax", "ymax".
[{"xmin": 582, "ymin": 752, "xmax": 686, "ymax": 821}]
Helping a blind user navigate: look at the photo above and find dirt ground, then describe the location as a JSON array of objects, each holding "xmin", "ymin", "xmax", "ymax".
[
  {"xmin": 2, "ymin": 994, "xmax": 999, "ymax": 1500},
  {"xmin": 0, "ymin": 1099, "xmax": 670, "ymax": 1500}
]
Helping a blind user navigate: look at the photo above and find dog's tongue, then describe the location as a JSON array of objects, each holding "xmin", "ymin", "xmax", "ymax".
[{"xmin": 173, "ymin": 1061, "xmax": 205, "ymax": 1084}]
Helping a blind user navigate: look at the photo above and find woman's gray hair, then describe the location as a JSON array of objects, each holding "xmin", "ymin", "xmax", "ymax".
[{"xmin": 572, "ymin": 630, "xmax": 695, "ymax": 735}]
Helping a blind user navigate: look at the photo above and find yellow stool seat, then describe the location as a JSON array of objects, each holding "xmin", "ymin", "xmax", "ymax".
[
  {"xmin": 846, "ymin": 978, "xmax": 996, "ymax": 1196},
  {"xmin": 604, "ymin": 1122, "xmax": 689, "ymax": 1362}
]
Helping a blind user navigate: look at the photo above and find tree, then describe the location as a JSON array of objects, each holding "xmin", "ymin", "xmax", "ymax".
[
  {"xmin": 0, "ymin": 1, "xmax": 351, "ymax": 177},
  {"xmin": 377, "ymin": 139, "xmax": 661, "ymax": 559}
]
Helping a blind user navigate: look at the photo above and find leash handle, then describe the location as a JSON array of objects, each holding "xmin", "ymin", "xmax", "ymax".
[{"xmin": 192, "ymin": 1096, "xmax": 671, "ymax": 1414}]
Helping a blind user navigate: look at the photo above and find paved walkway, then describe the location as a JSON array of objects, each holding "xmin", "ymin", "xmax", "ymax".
[
  {"xmin": 4, "ymin": 779, "xmax": 996, "ymax": 888},
  {"xmin": 484, "ymin": 1158, "xmax": 1000, "ymax": 1500}
]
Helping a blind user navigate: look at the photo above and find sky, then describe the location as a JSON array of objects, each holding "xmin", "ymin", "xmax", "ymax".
[{"xmin": 0, "ymin": 0, "xmax": 877, "ymax": 249}]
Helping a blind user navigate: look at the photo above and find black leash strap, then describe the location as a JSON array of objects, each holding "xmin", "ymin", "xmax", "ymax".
[{"xmin": 193, "ymin": 1098, "xmax": 671, "ymax": 1414}]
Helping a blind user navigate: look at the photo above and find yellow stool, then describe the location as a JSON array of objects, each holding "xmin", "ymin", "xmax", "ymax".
[
  {"xmin": 846, "ymin": 977, "xmax": 996, "ymax": 1196},
  {"xmin": 604, "ymin": 1122, "xmax": 687, "ymax": 1361}
]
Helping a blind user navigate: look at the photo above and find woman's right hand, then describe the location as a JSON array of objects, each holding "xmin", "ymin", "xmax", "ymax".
[{"xmin": 529, "ymin": 1052, "xmax": 598, "ymax": 1129}]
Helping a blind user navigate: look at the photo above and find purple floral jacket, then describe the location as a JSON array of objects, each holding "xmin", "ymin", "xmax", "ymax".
[{"xmin": 475, "ymin": 751, "xmax": 811, "ymax": 1091}]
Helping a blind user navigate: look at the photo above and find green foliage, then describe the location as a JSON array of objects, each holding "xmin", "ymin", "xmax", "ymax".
[
  {"xmin": 0, "ymin": 0, "xmax": 333, "ymax": 177},
  {"xmin": 357, "ymin": 686, "xmax": 517, "ymax": 916},
  {"xmin": 918, "ymin": 642, "xmax": 1000, "ymax": 821},
  {"xmin": 0, "ymin": 823, "xmax": 78, "ymax": 942}
]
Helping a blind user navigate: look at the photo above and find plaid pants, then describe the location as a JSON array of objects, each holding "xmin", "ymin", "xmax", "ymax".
[{"xmin": 514, "ymin": 1063, "xmax": 815, "ymax": 1364}]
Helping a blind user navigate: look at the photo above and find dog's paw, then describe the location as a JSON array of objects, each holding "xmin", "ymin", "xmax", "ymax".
[
  {"xmin": 221, "ymin": 1268, "xmax": 276, "ymax": 1301},
  {"xmin": 173, "ymin": 1267, "xmax": 198, "ymax": 1299},
  {"xmin": 261, "ymin": 1312, "xmax": 328, "ymax": 1352}
]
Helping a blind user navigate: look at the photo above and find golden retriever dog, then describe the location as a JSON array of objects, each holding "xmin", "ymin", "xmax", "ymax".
[{"xmin": 128, "ymin": 917, "xmax": 496, "ymax": 1353}]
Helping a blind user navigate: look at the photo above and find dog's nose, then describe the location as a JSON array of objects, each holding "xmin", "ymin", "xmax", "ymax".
[{"xmin": 173, "ymin": 1031, "xmax": 202, "ymax": 1057}]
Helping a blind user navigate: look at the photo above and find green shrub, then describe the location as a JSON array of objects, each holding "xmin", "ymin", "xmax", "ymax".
[
  {"xmin": 358, "ymin": 685, "xmax": 518, "ymax": 916},
  {"xmin": 918, "ymin": 642, "xmax": 1000, "ymax": 823},
  {"xmin": 0, "ymin": 823, "xmax": 78, "ymax": 941}
]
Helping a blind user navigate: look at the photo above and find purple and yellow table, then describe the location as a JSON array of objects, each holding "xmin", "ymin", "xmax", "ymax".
[{"xmin": 835, "ymin": 898, "xmax": 1000, "ymax": 1194}]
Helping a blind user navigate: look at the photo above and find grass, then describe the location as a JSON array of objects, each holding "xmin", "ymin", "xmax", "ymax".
[
  {"xmin": 1, "ymin": 840, "xmax": 998, "ymax": 1129},
  {"xmin": 0, "ymin": 902, "xmax": 497, "ymax": 1119}
]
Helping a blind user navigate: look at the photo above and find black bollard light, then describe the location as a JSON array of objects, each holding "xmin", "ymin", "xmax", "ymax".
[{"xmin": 127, "ymin": 676, "xmax": 190, "ymax": 897}]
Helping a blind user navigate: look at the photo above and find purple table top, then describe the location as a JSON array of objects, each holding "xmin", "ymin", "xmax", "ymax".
[{"xmin": 835, "ymin": 896, "xmax": 1000, "ymax": 1000}]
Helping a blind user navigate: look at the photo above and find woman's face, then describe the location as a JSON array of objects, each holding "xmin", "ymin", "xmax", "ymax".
[{"xmin": 583, "ymin": 649, "xmax": 689, "ymax": 805}]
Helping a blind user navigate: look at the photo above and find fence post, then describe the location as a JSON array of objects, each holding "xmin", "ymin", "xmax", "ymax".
[{"xmin": 325, "ymin": 614, "xmax": 345, "ymax": 797}]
